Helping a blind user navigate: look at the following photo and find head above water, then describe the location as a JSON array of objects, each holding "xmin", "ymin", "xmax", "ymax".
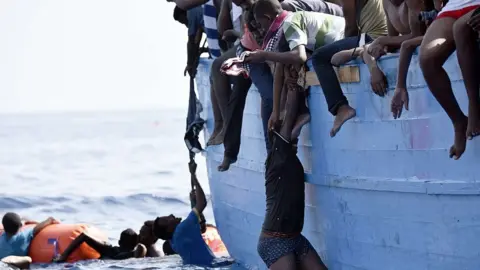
[
  {"xmin": 253, "ymin": 0, "xmax": 283, "ymax": 34},
  {"xmin": 173, "ymin": 6, "xmax": 188, "ymax": 26},
  {"xmin": 150, "ymin": 215, "xmax": 182, "ymax": 240},
  {"xmin": 139, "ymin": 221, "xmax": 159, "ymax": 246},
  {"xmin": 118, "ymin": 228, "xmax": 139, "ymax": 251},
  {"xmin": 2, "ymin": 212, "xmax": 22, "ymax": 236}
]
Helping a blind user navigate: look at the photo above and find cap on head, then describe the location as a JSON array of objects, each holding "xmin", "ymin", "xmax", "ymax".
[
  {"xmin": 118, "ymin": 228, "xmax": 138, "ymax": 250},
  {"xmin": 2, "ymin": 212, "xmax": 22, "ymax": 235}
]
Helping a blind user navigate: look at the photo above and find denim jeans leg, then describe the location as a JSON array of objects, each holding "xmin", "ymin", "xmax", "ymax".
[
  {"xmin": 249, "ymin": 62, "xmax": 274, "ymax": 153},
  {"xmin": 311, "ymin": 36, "xmax": 369, "ymax": 115}
]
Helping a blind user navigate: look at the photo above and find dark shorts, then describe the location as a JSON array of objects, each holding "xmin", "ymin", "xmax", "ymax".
[{"xmin": 257, "ymin": 234, "xmax": 313, "ymax": 268}]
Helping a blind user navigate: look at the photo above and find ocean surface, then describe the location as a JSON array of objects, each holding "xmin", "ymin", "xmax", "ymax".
[{"xmin": 0, "ymin": 109, "xmax": 235, "ymax": 269}]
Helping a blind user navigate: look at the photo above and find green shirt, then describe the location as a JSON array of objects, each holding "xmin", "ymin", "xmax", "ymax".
[{"xmin": 282, "ymin": 11, "xmax": 345, "ymax": 52}]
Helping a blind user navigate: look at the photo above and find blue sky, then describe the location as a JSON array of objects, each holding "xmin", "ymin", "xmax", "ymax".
[{"xmin": 0, "ymin": 0, "xmax": 189, "ymax": 113}]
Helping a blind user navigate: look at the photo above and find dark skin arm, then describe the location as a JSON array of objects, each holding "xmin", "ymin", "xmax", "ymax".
[
  {"xmin": 217, "ymin": 0, "xmax": 233, "ymax": 38},
  {"xmin": 185, "ymin": 28, "xmax": 203, "ymax": 77},
  {"xmin": 368, "ymin": 0, "xmax": 425, "ymax": 58},
  {"xmin": 189, "ymin": 161, "xmax": 207, "ymax": 214},
  {"xmin": 33, "ymin": 217, "xmax": 58, "ymax": 237},
  {"xmin": 55, "ymin": 233, "xmax": 109, "ymax": 262},
  {"xmin": 244, "ymin": 46, "xmax": 307, "ymax": 65},
  {"xmin": 343, "ymin": 0, "xmax": 360, "ymax": 37}
]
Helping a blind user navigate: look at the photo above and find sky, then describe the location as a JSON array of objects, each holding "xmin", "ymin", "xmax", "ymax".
[{"xmin": 0, "ymin": 0, "xmax": 189, "ymax": 113}]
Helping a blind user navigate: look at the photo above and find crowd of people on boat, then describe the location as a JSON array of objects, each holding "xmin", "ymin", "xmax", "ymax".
[
  {"xmin": 170, "ymin": 0, "xmax": 480, "ymax": 268},
  {"xmin": 2, "ymin": 0, "xmax": 480, "ymax": 269}
]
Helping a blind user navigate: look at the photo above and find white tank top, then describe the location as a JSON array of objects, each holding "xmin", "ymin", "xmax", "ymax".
[
  {"xmin": 231, "ymin": 4, "xmax": 243, "ymax": 33},
  {"xmin": 440, "ymin": 0, "xmax": 480, "ymax": 13}
]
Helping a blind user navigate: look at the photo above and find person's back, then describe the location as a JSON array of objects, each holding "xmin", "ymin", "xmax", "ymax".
[
  {"xmin": 282, "ymin": 11, "xmax": 346, "ymax": 51},
  {"xmin": 0, "ymin": 213, "xmax": 33, "ymax": 259},
  {"xmin": 171, "ymin": 210, "xmax": 214, "ymax": 266},
  {"xmin": 358, "ymin": 0, "xmax": 388, "ymax": 38}
]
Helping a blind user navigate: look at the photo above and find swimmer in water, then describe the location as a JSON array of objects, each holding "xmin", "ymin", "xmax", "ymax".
[
  {"xmin": 147, "ymin": 161, "xmax": 216, "ymax": 266},
  {"xmin": 53, "ymin": 228, "xmax": 147, "ymax": 262},
  {"xmin": 0, "ymin": 213, "xmax": 58, "ymax": 269}
]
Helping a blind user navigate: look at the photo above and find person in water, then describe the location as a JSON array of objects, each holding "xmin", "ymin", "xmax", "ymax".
[
  {"xmin": 0, "ymin": 213, "xmax": 58, "ymax": 269},
  {"xmin": 53, "ymin": 228, "xmax": 147, "ymax": 262},
  {"xmin": 419, "ymin": 0, "xmax": 480, "ymax": 160},
  {"xmin": 148, "ymin": 161, "xmax": 215, "ymax": 266},
  {"xmin": 453, "ymin": 6, "xmax": 480, "ymax": 141},
  {"xmin": 138, "ymin": 222, "xmax": 161, "ymax": 257}
]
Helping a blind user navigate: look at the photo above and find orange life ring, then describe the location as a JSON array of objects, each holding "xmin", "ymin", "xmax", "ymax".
[
  {"xmin": 202, "ymin": 225, "xmax": 228, "ymax": 256},
  {"xmin": 0, "ymin": 223, "xmax": 107, "ymax": 263}
]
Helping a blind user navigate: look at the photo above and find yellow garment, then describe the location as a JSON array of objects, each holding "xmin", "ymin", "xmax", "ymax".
[{"xmin": 359, "ymin": 0, "xmax": 388, "ymax": 39}]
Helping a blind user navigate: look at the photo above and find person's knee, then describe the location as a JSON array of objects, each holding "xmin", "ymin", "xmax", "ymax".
[
  {"xmin": 419, "ymin": 45, "xmax": 436, "ymax": 76},
  {"xmin": 311, "ymin": 49, "xmax": 331, "ymax": 67}
]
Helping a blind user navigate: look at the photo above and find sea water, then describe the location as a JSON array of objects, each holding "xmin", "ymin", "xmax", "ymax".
[{"xmin": 0, "ymin": 109, "xmax": 237, "ymax": 269}]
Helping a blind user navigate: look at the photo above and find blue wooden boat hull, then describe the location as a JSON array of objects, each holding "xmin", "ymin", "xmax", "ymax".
[{"xmin": 196, "ymin": 52, "xmax": 480, "ymax": 270}]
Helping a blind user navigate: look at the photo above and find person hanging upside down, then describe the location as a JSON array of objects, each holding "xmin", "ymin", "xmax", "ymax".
[{"xmin": 256, "ymin": 52, "xmax": 326, "ymax": 270}]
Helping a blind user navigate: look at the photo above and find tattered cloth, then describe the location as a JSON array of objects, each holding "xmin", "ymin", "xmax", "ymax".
[{"xmin": 184, "ymin": 76, "xmax": 205, "ymax": 154}]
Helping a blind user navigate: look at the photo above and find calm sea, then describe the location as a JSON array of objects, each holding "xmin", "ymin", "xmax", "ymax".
[{"xmin": 0, "ymin": 109, "xmax": 235, "ymax": 269}]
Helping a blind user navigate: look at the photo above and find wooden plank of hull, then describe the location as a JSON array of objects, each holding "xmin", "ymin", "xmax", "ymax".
[{"xmin": 305, "ymin": 65, "xmax": 361, "ymax": 87}]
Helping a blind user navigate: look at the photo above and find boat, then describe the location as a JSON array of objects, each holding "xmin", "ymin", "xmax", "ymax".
[{"xmin": 195, "ymin": 51, "xmax": 480, "ymax": 270}]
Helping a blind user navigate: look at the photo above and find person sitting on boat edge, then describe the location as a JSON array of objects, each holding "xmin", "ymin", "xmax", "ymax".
[
  {"xmin": 173, "ymin": 5, "xmax": 204, "ymax": 78},
  {"xmin": 419, "ymin": 0, "xmax": 480, "ymax": 160},
  {"xmin": 309, "ymin": 0, "xmax": 388, "ymax": 138},
  {"xmin": 148, "ymin": 161, "xmax": 219, "ymax": 267},
  {"xmin": 332, "ymin": 0, "xmax": 435, "ymax": 118},
  {"xmin": 0, "ymin": 213, "xmax": 59, "ymax": 269},
  {"xmin": 453, "ymin": 5, "xmax": 480, "ymax": 142},
  {"xmin": 53, "ymin": 228, "xmax": 147, "ymax": 262},
  {"xmin": 244, "ymin": 0, "xmax": 346, "ymax": 136}
]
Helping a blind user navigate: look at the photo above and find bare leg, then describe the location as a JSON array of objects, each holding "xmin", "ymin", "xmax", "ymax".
[
  {"xmin": 419, "ymin": 17, "xmax": 468, "ymax": 160},
  {"xmin": 270, "ymin": 253, "xmax": 297, "ymax": 270},
  {"xmin": 299, "ymin": 249, "xmax": 328, "ymax": 270},
  {"xmin": 330, "ymin": 104, "xmax": 356, "ymax": 137},
  {"xmin": 207, "ymin": 78, "xmax": 224, "ymax": 146},
  {"xmin": 291, "ymin": 95, "xmax": 310, "ymax": 140},
  {"xmin": 454, "ymin": 10, "xmax": 480, "ymax": 140}
]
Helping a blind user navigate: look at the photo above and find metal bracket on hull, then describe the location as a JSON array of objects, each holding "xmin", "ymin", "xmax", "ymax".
[{"xmin": 305, "ymin": 65, "xmax": 360, "ymax": 87}]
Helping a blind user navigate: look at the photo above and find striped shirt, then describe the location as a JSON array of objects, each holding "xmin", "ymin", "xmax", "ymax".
[{"xmin": 203, "ymin": 0, "xmax": 221, "ymax": 58}]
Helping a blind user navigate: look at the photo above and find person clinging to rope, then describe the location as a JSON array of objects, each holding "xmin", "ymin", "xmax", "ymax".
[{"xmin": 147, "ymin": 159, "xmax": 215, "ymax": 266}]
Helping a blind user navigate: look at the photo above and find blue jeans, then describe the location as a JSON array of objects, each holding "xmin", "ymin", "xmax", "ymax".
[
  {"xmin": 311, "ymin": 35, "xmax": 372, "ymax": 115},
  {"xmin": 249, "ymin": 62, "xmax": 274, "ymax": 153}
]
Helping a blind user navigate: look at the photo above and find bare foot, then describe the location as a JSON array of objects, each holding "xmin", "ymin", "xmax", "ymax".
[
  {"xmin": 291, "ymin": 113, "xmax": 311, "ymax": 139},
  {"xmin": 330, "ymin": 105, "xmax": 356, "ymax": 137},
  {"xmin": 207, "ymin": 123, "xmax": 223, "ymax": 146},
  {"xmin": 450, "ymin": 118, "xmax": 468, "ymax": 160},
  {"xmin": 466, "ymin": 106, "xmax": 480, "ymax": 140},
  {"xmin": 218, "ymin": 156, "xmax": 237, "ymax": 172}
]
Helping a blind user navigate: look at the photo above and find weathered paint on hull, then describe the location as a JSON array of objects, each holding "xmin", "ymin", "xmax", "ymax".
[{"xmin": 196, "ymin": 51, "xmax": 480, "ymax": 270}]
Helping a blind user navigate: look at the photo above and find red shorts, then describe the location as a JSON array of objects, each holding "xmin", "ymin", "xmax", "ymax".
[{"xmin": 436, "ymin": 5, "xmax": 480, "ymax": 20}]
